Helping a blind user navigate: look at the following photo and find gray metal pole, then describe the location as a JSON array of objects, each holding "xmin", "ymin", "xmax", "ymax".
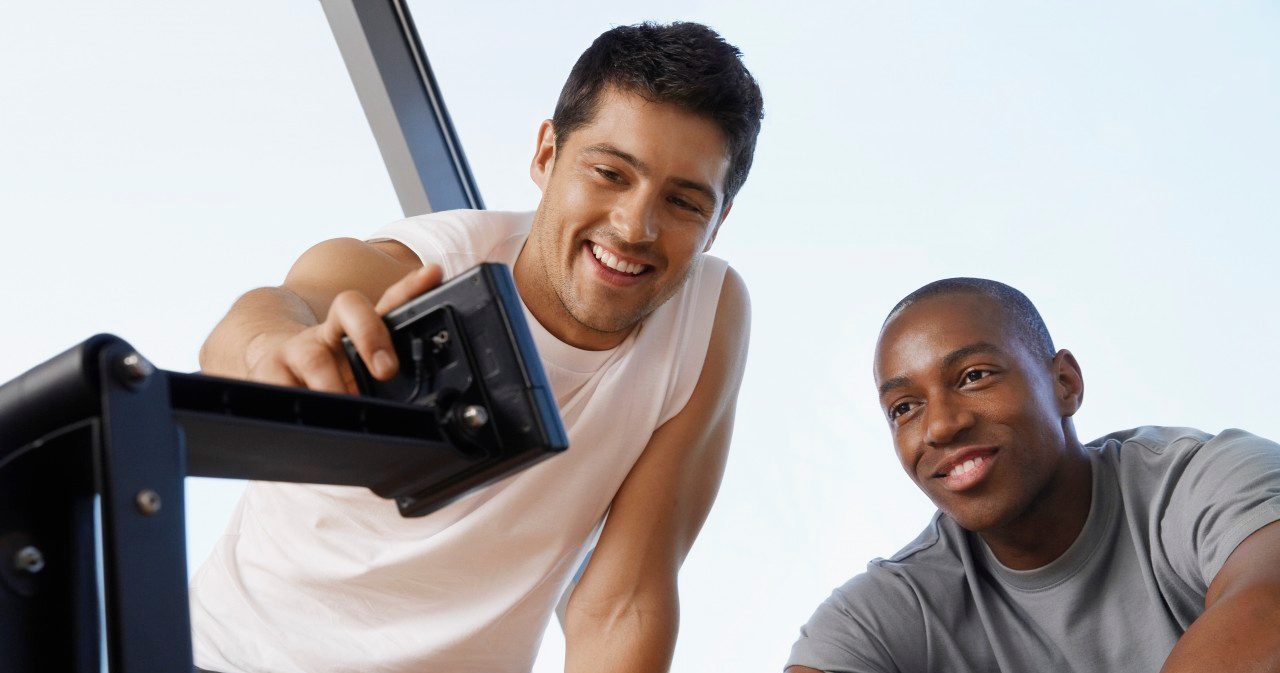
[{"xmin": 321, "ymin": 0, "xmax": 484, "ymax": 216}]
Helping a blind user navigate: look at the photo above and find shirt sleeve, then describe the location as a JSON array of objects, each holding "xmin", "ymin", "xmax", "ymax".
[
  {"xmin": 1159, "ymin": 428, "xmax": 1280, "ymax": 593},
  {"xmin": 787, "ymin": 568, "xmax": 923, "ymax": 673}
]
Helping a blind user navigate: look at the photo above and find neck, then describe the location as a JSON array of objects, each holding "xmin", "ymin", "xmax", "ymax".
[
  {"xmin": 979, "ymin": 437, "xmax": 1092, "ymax": 571},
  {"xmin": 513, "ymin": 233, "xmax": 633, "ymax": 351}
]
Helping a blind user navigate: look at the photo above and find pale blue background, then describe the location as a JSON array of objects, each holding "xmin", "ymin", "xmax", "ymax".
[{"xmin": 1, "ymin": 2, "xmax": 1277, "ymax": 670}]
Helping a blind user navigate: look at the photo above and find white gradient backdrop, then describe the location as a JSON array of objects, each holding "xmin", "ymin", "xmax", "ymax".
[{"xmin": 2, "ymin": 2, "xmax": 1277, "ymax": 671}]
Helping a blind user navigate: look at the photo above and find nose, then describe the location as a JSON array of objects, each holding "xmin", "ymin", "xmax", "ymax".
[
  {"xmin": 610, "ymin": 190, "xmax": 660, "ymax": 244},
  {"xmin": 923, "ymin": 393, "xmax": 976, "ymax": 448}
]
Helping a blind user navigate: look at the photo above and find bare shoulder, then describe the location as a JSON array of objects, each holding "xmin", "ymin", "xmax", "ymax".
[
  {"xmin": 708, "ymin": 264, "xmax": 751, "ymax": 369},
  {"xmin": 718, "ymin": 264, "xmax": 750, "ymax": 317},
  {"xmin": 288, "ymin": 237, "xmax": 420, "ymax": 276},
  {"xmin": 283, "ymin": 237, "xmax": 422, "ymax": 316},
  {"xmin": 671, "ymin": 264, "xmax": 750, "ymax": 420},
  {"xmin": 370, "ymin": 238, "xmax": 423, "ymax": 267}
]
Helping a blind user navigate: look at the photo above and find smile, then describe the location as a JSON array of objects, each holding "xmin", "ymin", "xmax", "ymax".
[
  {"xmin": 932, "ymin": 448, "xmax": 999, "ymax": 492},
  {"xmin": 583, "ymin": 241, "xmax": 653, "ymax": 286},
  {"xmin": 589, "ymin": 242, "xmax": 650, "ymax": 275}
]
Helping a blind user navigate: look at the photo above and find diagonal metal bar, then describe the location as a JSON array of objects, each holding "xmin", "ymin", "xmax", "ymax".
[{"xmin": 321, "ymin": 0, "xmax": 484, "ymax": 215}]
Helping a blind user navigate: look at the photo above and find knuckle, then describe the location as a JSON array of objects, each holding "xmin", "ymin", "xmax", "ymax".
[
  {"xmin": 248, "ymin": 361, "xmax": 295, "ymax": 388},
  {"xmin": 346, "ymin": 318, "xmax": 388, "ymax": 346},
  {"xmin": 331, "ymin": 290, "xmax": 369, "ymax": 314},
  {"xmin": 288, "ymin": 340, "xmax": 335, "ymax": 373}
]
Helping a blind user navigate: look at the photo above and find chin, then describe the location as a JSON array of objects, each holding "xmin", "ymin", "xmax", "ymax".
[
  {"xmin": 567, "ymin": 286, "xmax": 658, "ymax": 332},
  {"xmin": 948, "ymin": 511, "xmax": 1003, "ymax": 534},
  {"xmin": 936, "ymin": 496, "xmax": 1019, "ymax": 533},
  {"xmin": 570, "ymin": 306, "xmax": 642, "ymax": 334}
]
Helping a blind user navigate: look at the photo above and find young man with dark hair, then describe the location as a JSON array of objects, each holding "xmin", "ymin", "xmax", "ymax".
[
  {"xmin": 787, "ymin": 278, "xmax": 1280, "ymax": 673},
  {"xmin": 190, "ymin": 22, "xmax": 762, "ymax": 673}
]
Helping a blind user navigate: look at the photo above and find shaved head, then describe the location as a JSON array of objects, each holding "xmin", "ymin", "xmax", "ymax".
[
  {"xmin": 884, "ymin": 278, "xmax": 1055, "ymax": 360},
  {"xmin": 873, "ymin": 277, "xmax": 1087, "ymax": 541}
]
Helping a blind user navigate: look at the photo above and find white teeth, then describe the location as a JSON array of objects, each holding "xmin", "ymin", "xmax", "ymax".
[
  {"xmin": 949, "ymin": 457, "xmax": 985, "ymax": 478},
  {"xmin": 590, "ymin": 244, "xmax": 644, "ymax": 275}
]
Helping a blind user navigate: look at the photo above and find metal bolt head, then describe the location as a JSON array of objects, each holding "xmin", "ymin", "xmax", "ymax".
[
  {"xmin": 13, "ymin": 546, "xmax": 44, "ymax": 574},
  {"xmin": 117, "ymin": 352, "xmax": 155, "ymax": 386},
  {"xmin": 135, "ymin": 489, "xmax": 162, "ymax": 515},
  {"xmin": 459, "ymin": 405, "xmax": 489, "ymax": 430}
]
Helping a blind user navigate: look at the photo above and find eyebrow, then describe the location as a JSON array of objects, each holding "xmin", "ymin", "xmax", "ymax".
[
  {"xmin": 671, "ymin": 177, "xmax": 718, "ymax": 206},
  {"xmin": 877, "ymin": 342, "xmax": 1007, "ymax": 397},
  {"xmin": 941, "ymin": 342, "xmax": 1006, "ymax": 371},
  {"xmin": 584, "ymin": 143, "xmax": 648, "ymax": 175},
  {"xmin": 878, "ymin": 375, "xmax": 911, "ymax": 397},
  {"xmin": 583, "ymin": 143, "xmax": 719, "ymax": 206}
]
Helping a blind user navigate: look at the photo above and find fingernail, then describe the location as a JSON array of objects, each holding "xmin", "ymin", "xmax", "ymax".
[{"xmin": 373, "ymin": 350, "xmax": 395, "ymax": 376}]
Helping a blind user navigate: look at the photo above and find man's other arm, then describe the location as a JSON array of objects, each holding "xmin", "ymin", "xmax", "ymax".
[
  {"xmin": 1160, "ymin": 520, "xmax": 1280, "ymax": 672},
  {"xmin": 198, "ymin": 237, "xmax": 435, "ymax": 390},
  {"xmin": 562, "ymin": 268, "xmax": 750, "ymax": 673}
]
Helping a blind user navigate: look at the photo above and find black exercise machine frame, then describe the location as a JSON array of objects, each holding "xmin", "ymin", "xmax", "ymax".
[
  {"xmin": 0, "ymin": 334, "xmax": 552, "ymax": 673},
  {"xmin": 1, "ymin": 1, "xmax": 500, "ymax": 668}
]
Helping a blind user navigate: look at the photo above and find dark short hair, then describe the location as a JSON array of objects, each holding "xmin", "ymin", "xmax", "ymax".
[
  {"xmin": 884, "ymin": 278, "xmax": 1056, "ymax": 358},
  {"xmin": 552, "ymin": 22, "xmax": 764, "ymax": 203}
]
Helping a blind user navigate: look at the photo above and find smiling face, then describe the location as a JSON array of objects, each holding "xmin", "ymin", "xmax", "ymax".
[
  {"xmin": 874, "ymin": 292, "xmax": 1084, "ymax": 533},
  {"xmin": 517, "ymin": 87, "xmax": 731, "ymax": 350}
]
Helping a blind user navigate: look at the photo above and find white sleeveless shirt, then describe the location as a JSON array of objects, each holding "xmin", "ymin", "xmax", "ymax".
[{"xmin": 190, "ymin": 210, "xmax": 728, "ymax": 673}]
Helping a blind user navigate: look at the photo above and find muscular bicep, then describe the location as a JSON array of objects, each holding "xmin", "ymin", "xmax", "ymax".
[
  {"xmin": 1155, "ymin": 433, "xmax": 1280, "ymax": 672},
  {"xmin": 282, "ymin": 238, "xmax": 420, "ymax": 319},
  {"xmin": 1204, "ymin": 519, "xmax": 1280, "ymax": 609},
  {"xmin": 1160, "ymin": 519, "xmax": 1280, "ymax": 672}
]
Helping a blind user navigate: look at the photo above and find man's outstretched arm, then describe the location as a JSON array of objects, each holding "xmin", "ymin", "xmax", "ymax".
[
  {"xmin": 562, "ymin": 268, "xmax": 750, "ymax": 673},
  {"xmin": 1160, "ymin": 520, "xmax": 1280, "ymax": 673},
  {"xmin": 198, "ymin": 237, "xmax": 435, "ymax": 390}
]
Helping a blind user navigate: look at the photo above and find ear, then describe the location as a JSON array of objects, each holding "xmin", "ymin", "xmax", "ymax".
[
  {"xmin": 702, "ymin": 201, "xmax": 733, "ymax": 252},
  {"xmin": 1051, "ymin": 349, "xmax": 1084, "ymax": 417},
  {"xmin": 529, "ymin": 119, "xmax": 557, "ymax": 192}
]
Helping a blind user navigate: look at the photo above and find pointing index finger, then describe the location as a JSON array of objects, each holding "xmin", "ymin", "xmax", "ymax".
[{"xmin": 375, "ymin": 264, "xmax": 443, "ymax": 315}]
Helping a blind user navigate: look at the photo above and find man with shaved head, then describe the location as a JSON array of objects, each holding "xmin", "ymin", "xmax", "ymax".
[{"xmin": 786, "ymin": 278, "xmax": 1280, "ymax": 672}]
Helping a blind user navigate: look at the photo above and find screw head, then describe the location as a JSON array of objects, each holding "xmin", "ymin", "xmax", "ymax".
[
  {"xmin": 13, "ymin": 546, "xmax": 44, "ymax": 574},
  {"xmin": 431, "ymin": 330, "xmax": 450, "ymax": 348},
  {"xmin": 135, "ymin": 489, "xmax": 162, "ymax": 515},
  {"xmin": 117, "ymin": 352, "xmax": 155, "ymax": 387},
  {"xmin": 460, "ymin": 405, "xmax": 489, "ymax": 430}
]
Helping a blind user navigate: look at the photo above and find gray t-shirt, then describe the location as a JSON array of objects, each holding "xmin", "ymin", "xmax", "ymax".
[{"xmin": 788, "ymin": 427, "xmax": 1280, "ymax": 673}]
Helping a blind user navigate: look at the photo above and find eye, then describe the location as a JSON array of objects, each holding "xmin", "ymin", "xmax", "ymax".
[
  {"xmin": 669, "ymin": 195, "xmax": 703, "ymax": 214},
  {"xmin": 888, "ymin": 400, "xmax": 919, "ymax": 421},
  {"xmin": 595, "ymin": 166, "xmax": 623, "ymax": 183},
  {"xmin": 961, "ymin": 369, "xmax": 993, "ymax": 385}
]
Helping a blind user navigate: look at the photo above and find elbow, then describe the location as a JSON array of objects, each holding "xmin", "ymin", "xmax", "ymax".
[
  {"xmin": 198, "ymin": 286, "xmax": 282, "ymax": 375},
  {"xmin": 197, "ymin": 337, "xmax": 214, "ymax": 373},
  {"xmin": 563, "ymin": 575, "xmax": 680, "ymax": 643}
]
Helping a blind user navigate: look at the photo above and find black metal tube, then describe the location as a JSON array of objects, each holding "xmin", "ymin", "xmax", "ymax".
[{"xmin": 0, "ymin": 334, "xmax": 122, "ymax": 455}]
